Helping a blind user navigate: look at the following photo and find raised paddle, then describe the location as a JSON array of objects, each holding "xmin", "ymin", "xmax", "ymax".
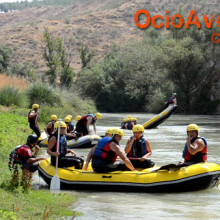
[{"xmin": 50, "ymin": 120, "xmax": 61, "ymax": 190}]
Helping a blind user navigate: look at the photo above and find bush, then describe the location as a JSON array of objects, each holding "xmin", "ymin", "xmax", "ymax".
[
  {"xmin": 0, "ymin": 86, "xmax": 22, "ymax": 107},
  {"xmin": 25, "ymin": 83, "xmax": 62, "ymax": 107}
]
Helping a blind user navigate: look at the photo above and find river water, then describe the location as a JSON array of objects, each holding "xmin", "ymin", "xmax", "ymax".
[{"xmin": 38, "ymin": 113, "xmax": 220, "ymax": 219}]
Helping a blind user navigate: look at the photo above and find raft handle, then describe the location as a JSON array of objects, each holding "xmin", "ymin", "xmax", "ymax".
[{"xmin": 102, "ymin": 175, "xmax": 112, "ymax": 178}]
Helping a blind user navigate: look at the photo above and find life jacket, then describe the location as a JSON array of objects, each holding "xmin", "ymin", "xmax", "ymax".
[
  {"xmin": 9, "ymin": 144, "xmax": 33, "ymax": 167},
  {"xmin": 47, "ymin": 121, "xmax": 54, "ymax": 136},
  {"xmin": 182, "ymin": 137, "xmax": 207, "ymax": 162},
  {"xmin": 93, "ymin": 137, "xmax": 118, "ymax": 163},
  {"xmin": 28, "ymin": 110, "xmax": 38, "ymax": 125},
  {"xmin": 48, "ymin": 133, "xmax": 67, "ymax": 157},
  {"xmin": 168, "ymin": 97, "xmax": 175, "ymax": 104},
  {"xmin": 127, "ymin": 137, "xmax": 147, "ymax": 158},
  {"xmin": 121, "ymin": 122, "xmax": 126, "ymax": 129},
  {"xmin": 69, "ymin": 122, "xmax": 74, "ymax": 131},
  {"xmin": 127, "ymin": 121, "xmax": 133, "ymax": 130},
  {"xmin": 66, "ymin": 124, "xmax": 71, "ymax": 133},
  {"xmin": 80, "ymin": 114, "xmax": 96, "ymax": 125}
]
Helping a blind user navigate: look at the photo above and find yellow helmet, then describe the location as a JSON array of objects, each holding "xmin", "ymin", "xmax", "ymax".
[
  {"xmin": 106, "ymin": 128, "xmax": 113, "ymax": 135},
  {"xmin": 51, "ymin": 115, "xmax": 57, "ymax": 121},
  {"xmin": 132, "ymin": 124, "xmax": 144, "ymax": 133},
  {"xmin": 95, "ymin": 112, "xmax": 102, "ymax": 119},
  {"xmin": 123, "ymin": 118, "xmax": 128, "ymax": 122},
  {"xmin": 133, "ymin": 118, "xmax": 137, "ymax": 121},
  {"xmin": 187, "ymin": 124, "xmax": 199, "ymax": 132},
  {"xmin": 112, "ymin": 128, "xmax": 124, "ymax": 137},
  {"xmin": 128, "ymin": 116, "xmax": 132, "ymax": 119},
  {"xmin": 54, "ymin": 121, "xmax": 67, "ymax": 129},
  {"xmin": 67, "ymin": 115, "xmax": 73, "ymax": 120},
  {"xmin": 32, "ymin": 104, "xmax": 39, "ymax": 109},
  {"xmin": 64, "ymin": 116, "xmax": 71, "ymax": 123},
  {"xmin": 75, "ymin": 115, "xmax": 82, "ymax": 121}
]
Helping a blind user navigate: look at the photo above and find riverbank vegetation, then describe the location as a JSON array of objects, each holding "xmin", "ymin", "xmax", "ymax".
[
  {"xmin": 76, "ymin": 23, "xmax": 220, "ymax": 114},
  {"xmin": 0, "ymin": 110, "xmax": 80, "ymax": 219}
]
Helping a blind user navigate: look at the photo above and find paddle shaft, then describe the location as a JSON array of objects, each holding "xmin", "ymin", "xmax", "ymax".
[
  {"xmin": 55, "ymin": 121, "xmax": 61, "ymax": 175},
  {"xmin": 128, "ymin": 157, "xmax": 142, "ymax": 160}
]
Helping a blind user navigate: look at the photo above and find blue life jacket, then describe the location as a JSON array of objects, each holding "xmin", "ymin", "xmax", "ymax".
[
  {"xmin": 49, "ymin": 133, "xmax": 67, "ymax": 157},
  {"xmin": 127, "ymin": 137, "xmax": 147, "ymax": 158},
  {"xmin": 93, "ymin": 137, "xmax": 118, "ymax": 163}
]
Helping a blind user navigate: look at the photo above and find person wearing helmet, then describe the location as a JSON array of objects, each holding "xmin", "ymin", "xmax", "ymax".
[
  {"xmin": 28, "ymin": 104, "xmax": 41, "ymax": 137},
  {"xmin": 181, "ymin": 124, "xmax": 207, "ymax": 165},
  {"xmin": 165, "ymin": 93, "xmax": 177, "ymax": 108},
  {"xmin": 44, "ymin": 115, "xmax": 57, "ymax": 136},
  {"xmin": 67, "ymin": 115, "xmax": 74, "ymax": 131},
  {"xmin": 91, "ymin": 128, "xmax": 136, "ymax": 173},
  {"xmin": 47, "ymin": 121, "xmax": 84, "ymax": 169},
  {"xmin": 125, "ymin": 124, "xmax": 154, "ymax": 168},
  {"xmin": 15, "ymin": 134, "xmax": 46, "ymax": 173},
  {"xmin": 75, "ymin": 112, "xmax": 102, "ymax": 136},
  {"xmin": 64, "ymin": 116, "xmax": 77, "ymax": 140},
  {"xmin": 83, "ymin": 128, "xmax": 113, "ymax": 170}
]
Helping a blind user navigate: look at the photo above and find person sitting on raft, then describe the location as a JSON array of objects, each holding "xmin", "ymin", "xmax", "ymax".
[
  {"xmin": 44, "ymin": 115, "xmax": 57, "ymax": 136},
  {"xmin": 125, "ymin": 124, "xmax": 154, "ymax": 168},
  {"xmin": 180, "ymin": 124, "xmax": 207, "ymax": 166},
  {"xmin": 92, "ymin": 128, "xmax": 136, "ymax": 173},
  {"xmin": 47, "ymin": 121, "xmax": 84, "ymax": 169},
  {"xmin": 64, "ymin": 116, "xmax": 77, "ymax": 140},
  {"xmin": 84, "ymin": 128, "xmax": 113, "ymax": 170},
  {"xmin": 75, "ymin": 113, "xmax": 102, "ymax": 136},
  {"xmin": 66, "ymin": 114, "xmax": 74, "ymax": 131},
  {"xmin": 165, "ymin": 93, "xmax": 177, "ymax": 108},
  {"xmin": 28, "ymin": 104, "xmax": 41, "ymax": 138}
]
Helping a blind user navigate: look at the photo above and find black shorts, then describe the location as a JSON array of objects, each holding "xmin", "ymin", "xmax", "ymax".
[{"xmin": 92, "ymin": 157, "xmax": 129, "ymax": 173}]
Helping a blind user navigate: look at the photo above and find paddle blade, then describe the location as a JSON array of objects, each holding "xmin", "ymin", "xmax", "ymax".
[{"xmin": 50, "ymin": 174, "xmax": 60, "ymax": 190}]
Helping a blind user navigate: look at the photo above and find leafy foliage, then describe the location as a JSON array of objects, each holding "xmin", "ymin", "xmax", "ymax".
[
  {"xmin": 0, "ymin": 44, "xmax": 12, "ymax": 73},
  {"xmin": 42, "ymin": 28, "xmax": 74, "ymax": 86},
  {"xmin": 0, "ymin": 86, "xmax": 23, "ymax": 107}
]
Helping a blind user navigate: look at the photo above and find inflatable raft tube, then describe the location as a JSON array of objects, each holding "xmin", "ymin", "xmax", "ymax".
[
  {"xmin": 38, "ymin": 159, "xmax": 220, "ymax": 192},
  {"xmin": 38, "ymin": 134, "xmax": 101, "ymax": 149},
  {"xmin": 143, "ymin": 105, "xmax": 177, "ymax": 129}
]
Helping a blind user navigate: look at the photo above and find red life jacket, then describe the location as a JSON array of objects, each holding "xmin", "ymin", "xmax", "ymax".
[
  {"xmin": 47, "ymin": 121, "xmax": 54, "ymax": 136},
  {"xmin": 80, "ymin": 114, "xmax": 96, "ymax": 125},
  {"xmin": 28, "ymin": 110, "xmax": 38, "ymax": 125},
  {"xmin": 66, "ymin": 124, "xmax": 70, "ymax": 133},
  {"xmin": 15, "ymin": 144, "xmax": 33, "ymax": 162},
  {"xmin": 183, "ymin": 137, "xmax": 207, "ymax": 162}
]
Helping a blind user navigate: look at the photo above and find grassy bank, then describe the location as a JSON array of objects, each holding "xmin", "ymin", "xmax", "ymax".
[{"xmin": 0, "ymin": 109, "xmax": 81, "ymax": 219}]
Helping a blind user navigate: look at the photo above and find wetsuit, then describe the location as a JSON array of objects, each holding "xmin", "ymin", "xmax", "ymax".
[{"xmin": 28, "ymin": 110, "xmax": 40, "ymax": 138}]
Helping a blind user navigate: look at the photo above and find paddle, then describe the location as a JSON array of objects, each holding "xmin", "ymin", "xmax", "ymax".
[
  {"xmin": 157, "ymin": 163, "xmax": 181, "ymax": 171},
  {"xmin": 128, "ymin": 157, "xmax": 142, "ymax": 160},
  {"xmin": 50, "ymin": 120, "xmax": 61, "ymax": 190}
]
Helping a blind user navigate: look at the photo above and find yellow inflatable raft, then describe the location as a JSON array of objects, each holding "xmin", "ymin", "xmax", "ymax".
[
  {"xmin": 143, "ymin": 105, "xmax": 177, "ymax": 129},
  {"xmin": 38, "ymin": 159, "xmax": 220, "ymax": 192}
]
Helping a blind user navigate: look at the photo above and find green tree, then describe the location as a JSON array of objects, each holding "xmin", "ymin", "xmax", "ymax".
[
  {"xmin": 0, "ymin": 44, "xmax": 12, "ymax": 73},
  {"xmin": 79, "ymin": 42, "xmax": 95, "ymax": 69},
  {"xmin": 42, "ymin": 28, "xmax": 74, "ymax": 86},
  {"xmin": 159, "ymin": 37, "xmax": 210, "ymax": 113},
  {"xmin": 42, "ymin": 28, "xmax": 61, "ymax": 85}
]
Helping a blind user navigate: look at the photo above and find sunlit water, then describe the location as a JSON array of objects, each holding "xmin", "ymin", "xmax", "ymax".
[{"xmin": 35, "ymin": 113, "xmax": 220, "ymax": 219}]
